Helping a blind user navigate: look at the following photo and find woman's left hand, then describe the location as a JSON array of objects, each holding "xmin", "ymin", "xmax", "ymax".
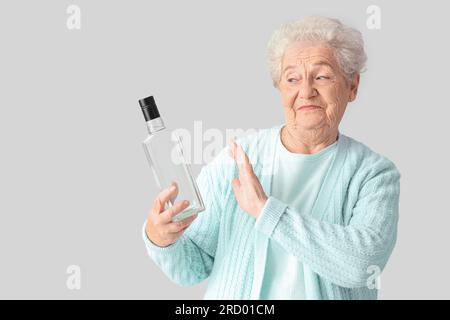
[{"xmin": 228, "ymin": 140, "xmax": 268, "ymax": 219}]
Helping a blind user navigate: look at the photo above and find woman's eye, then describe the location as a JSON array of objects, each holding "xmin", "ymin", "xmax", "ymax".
[
  {"xmin": 287, "ymin": 79, "xmax": 298, "ymax": 83},
  {"xmin": 316, "ymin": 76, "xmax": 330, "ymax": 80}
]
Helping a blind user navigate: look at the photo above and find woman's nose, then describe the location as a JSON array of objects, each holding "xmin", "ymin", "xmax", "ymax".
[{"xmin": 298, "ymin": 80, "xmax": 317, "ymax": 99}]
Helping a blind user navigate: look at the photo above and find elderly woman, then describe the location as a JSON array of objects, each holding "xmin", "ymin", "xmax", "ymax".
[{"xmin": 142, "ymin": 16, "xmax": 401, "ymax": 300}]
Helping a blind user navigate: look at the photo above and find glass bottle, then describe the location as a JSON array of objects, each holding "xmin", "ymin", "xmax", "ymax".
[{"xmin": 139, "ymin": 96, "xmax": 205, "ymax": 222}]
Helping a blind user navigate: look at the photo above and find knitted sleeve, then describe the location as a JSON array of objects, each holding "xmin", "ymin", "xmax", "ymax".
[
  {"xmin": 255, "ymin": 158, "xmax": 401, "ymax": 288},
  {"xmin": 142, "ymin": 161, "xmax": 222, "ymax": 286}
]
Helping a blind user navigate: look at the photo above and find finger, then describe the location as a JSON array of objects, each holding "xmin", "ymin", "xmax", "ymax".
[
  {"xmin": 168, "ymin": 224, "xmax": 190, "ymax": 240},
  {"xmin": 165, "ymin": 213, "xmax": 198, "ymax": 234},
  {"xmin": 231, "ymin": 178, "xmax": 241, "ymax": 194},
  {"xmin": 160, "ymin": 199, "xmax": 190, "ymax": 223},
  {"xmin": 238, "ymin": 144, "xmax": 253, "ymax": 170},
  {"xmin": 170, "ymin": 227, "xmax": 187, "ymax": 239},
  {"xmin": 168, "ymin": 181, "xmax": 179, "ymax": 203},
  {"xmin": 152, "ymin": 183, "xmax": 179, "ymax": 215},
  {"xmin": 236, "ymin": 143, "xmax": 245, "ymax": 167},
  {"xmin": 230, "ymin": 141, "xmax": 254, "ymax": 182},
  {"xmin": 231, "ymin": 142, "xmax": 246, "ymax": 180},
  {"xmin": 230, "ymin": 141, "xmax": 245, "ymax": 178},
  {"xmin": 228, "ymin": 140, "xmax": 237, "ymax": 159},
  {"xmin": 236, "ymin": 144, "xmax": 254, "ymax": 180}
]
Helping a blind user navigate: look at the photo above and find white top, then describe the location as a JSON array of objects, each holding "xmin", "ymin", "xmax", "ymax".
[{"xmin": 259, "ymin": 131, "xmax": 338, "ymax": 299}]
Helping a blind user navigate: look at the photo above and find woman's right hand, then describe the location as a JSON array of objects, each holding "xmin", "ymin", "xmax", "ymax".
[{"xmin": 145, "ymin": 182, "xmax": 198, "ymax": 248}]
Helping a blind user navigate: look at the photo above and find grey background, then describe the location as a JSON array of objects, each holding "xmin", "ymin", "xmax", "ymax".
[{"xmin": 0, "ymin": 0, "xmax": 448, "ymax": 299}]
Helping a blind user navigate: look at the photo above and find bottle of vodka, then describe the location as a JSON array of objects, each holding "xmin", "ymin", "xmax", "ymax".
[{"xmin": 139, "ymin": 96, "xmax": 205, "ymax": 222}]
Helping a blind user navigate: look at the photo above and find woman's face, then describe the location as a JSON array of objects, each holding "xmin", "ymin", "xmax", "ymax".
[{"xmin": 278, "ymin": 41, "xmax": 359, "ymax": 134}]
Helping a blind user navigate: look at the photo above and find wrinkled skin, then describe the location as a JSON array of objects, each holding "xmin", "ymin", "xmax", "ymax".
[{"xmin": 277, "ymin": 41, "xmax": 360, "ymax": 154}]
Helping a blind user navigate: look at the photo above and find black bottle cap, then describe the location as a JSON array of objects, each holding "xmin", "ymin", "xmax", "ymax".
[{"xmin": 139, "ymin": 95, "xmax": 160, "ymax": 121}]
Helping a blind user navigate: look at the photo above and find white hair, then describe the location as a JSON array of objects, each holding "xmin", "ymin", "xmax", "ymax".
[{"xmin": 267, "ymin": 16, "xmax": 367, "ymax": 87}]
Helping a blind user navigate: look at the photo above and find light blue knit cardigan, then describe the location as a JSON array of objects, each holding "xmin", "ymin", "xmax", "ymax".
[{"xmin": 142, "ymin": 124, "xmax": 401, "ymax": 300}]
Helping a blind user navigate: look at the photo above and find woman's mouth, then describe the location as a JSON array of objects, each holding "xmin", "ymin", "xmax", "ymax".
[{"xmin": 297, "ymin": 105, "xmax": 321, "ymax": 111}]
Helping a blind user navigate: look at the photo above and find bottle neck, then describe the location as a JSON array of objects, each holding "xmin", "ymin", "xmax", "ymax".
[{"xmin": 146, "ymin": 117, "xmax": 166, "ymax": 134}]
